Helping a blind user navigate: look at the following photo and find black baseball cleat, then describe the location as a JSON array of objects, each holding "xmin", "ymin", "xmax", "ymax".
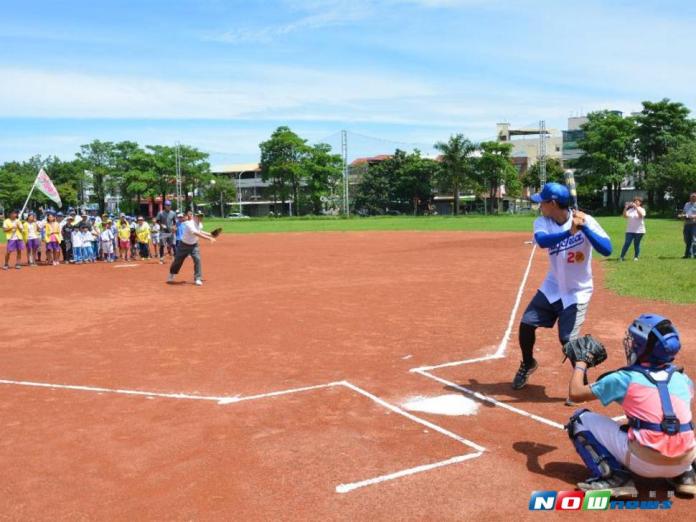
[
  {"xmin": 512, "ymin": 359, "xmax": 538, "ymax": 390},
  {"xmin": 666, "ymin": 469, "xmax": 696, "ymax": 496}
]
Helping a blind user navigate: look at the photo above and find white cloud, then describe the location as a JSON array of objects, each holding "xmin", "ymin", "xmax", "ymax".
[{"xmin": 0, "ymin": 65, "xmax": 436, "ymax": 120}]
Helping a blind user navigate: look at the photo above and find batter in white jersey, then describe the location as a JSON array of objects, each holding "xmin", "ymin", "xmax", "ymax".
[{"xmin": 512, "ymin": 182, "xmax": 612, "ymax": 391}]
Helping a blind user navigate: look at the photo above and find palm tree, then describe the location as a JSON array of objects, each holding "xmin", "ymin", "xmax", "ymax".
[{"xmin": 434, "ymin": 134, "xmax": 476, "ymax": 215}]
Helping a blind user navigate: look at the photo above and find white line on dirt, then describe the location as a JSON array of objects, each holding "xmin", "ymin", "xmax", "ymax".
[
  {"xmin": 412, "ymin": 370, "xmax": 565, "ymax": 430},
  {"xmin": 411, "ymin": 244, "xmax": 537, "ymax": 372},
  {"xmin": 0, "ymin": 378, "xmax": 339, "ymax": 405},
  {"xmin": 335, "ymin": 452, "xmax": 483, "ymax": 494},
  {"xmin": 0, "ymin": 376, "xmax": 486, "ymax": 493}
]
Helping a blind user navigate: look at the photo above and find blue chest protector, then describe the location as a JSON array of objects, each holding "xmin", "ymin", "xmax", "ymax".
[{"xmin": 621, "ymin": 364, "xmax": 695, "ymax": 436}]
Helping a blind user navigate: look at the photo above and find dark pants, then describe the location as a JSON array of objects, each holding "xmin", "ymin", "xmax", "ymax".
[
  {"xmin": 519, "ymin": 290, "xmax": 588, "ymax": 366},
  {"xmin": 159, "ymin": 233, "xmax": 174, "ymax": 258},
  {"xmin": 620, "ymin": 232, "xmax": 644, "ymax": 259},
  {"xmin": 684, "ymin": 222, "xmax": 696, "ymax": 258},
  {"xmin": 138, "ymin": 242, "xmax": 150, "ymax": 258},
  {"xmin": 61, "ymin": 240, "xmax": 71, "ymax": 261},
  {"xmin": 169, "ymin": 242, "xmax": 201, "ymax": 280}
]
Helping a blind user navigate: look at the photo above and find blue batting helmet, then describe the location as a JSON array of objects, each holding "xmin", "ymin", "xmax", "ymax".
[{"xmin": 624, "ymin": 314, "xmax": 681, "ymax": 365}]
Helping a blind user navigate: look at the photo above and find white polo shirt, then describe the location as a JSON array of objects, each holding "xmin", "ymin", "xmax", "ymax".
[
  {"xmin": 534, "ymin": 211, "xmax": 609, "ymax": 307},
  {"xmin": 181, "ymin": 220, "xmax": 201, "ymax": 245}
]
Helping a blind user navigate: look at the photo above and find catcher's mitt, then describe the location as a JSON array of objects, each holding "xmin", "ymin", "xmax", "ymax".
[
  {"xmin": 562, "ymin": 335, "xmax": 607, "ymax": 368},
  {"xmin": 210, "ymin": 227, "xmax": 223, "ymax": 238}
]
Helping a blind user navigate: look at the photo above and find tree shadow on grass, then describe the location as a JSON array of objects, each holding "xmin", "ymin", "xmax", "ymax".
[
  {"xmin": 444, "ymin": 379, "xmax": 567, "ymax": 406},
  {"xmin": 513, "ymin": 441, "xmax": 586, "ymax": 485}
]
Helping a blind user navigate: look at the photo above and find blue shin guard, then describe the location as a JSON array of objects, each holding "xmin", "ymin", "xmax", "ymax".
[{"xmin": 566, "ymin": 409, "xmax": 625, "ymax": 479}]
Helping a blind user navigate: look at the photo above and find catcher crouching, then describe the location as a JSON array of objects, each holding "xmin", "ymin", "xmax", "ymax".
[{"xmin": 564, "ymin": 314, "xmax": 695, "ymax": 498}]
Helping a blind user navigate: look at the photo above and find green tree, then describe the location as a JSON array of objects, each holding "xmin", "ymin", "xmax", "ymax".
[
  {"xmin": 204, "ymin": 176, "xmax": 237, "ymax": 217},
  {"xmin": 353, "ymin": 157, "xmax": 393, "ymax": 215},
  {"xmin": 635, "ymin": 99, "xmax": 696, "ymax": 208},
  {"xmin": 353, "ymin": 150, "xmax": 437, "ymax": 215},
  {"xmin": 476, "ymin": 141, "xmax": 520, "ymax": 214},
  {"xmin": 434, "ymin": 134, "xmax": 476, "ymax": 215},
  {"xmin": 147, "ymin": 145, "xmax": 177, "ymax": 209},
  {"xmin": 649, "ymin": 138, "xmax": 696, "ymax": 209},
  {"xmin": 259, "ymin": 127, "xmax": 309, "ymax": 216},
  {"xmin": 0, "ymin": 160, "xmax": 35, "ymax": 210},
  {"xmin": 576, "ymin": 111, "xmax": 637, "ymax": 213},
  {"xmin": 301, "ymin": 143, "xmax": 342, "ymax": 215},
  {"xmin": 394, "ymin": 151, "xmax": 438, "ymax": 215},
  {"xmin": 177, "ymin": 145, "xmax": 211, "ymax": 210},
  {"xmin": 77, "ymin": 140, "xmax": 116, "ymax": 213},
  {"xmin": 521, "ymin": 157, "xmax": 565, "ymax": 191}
]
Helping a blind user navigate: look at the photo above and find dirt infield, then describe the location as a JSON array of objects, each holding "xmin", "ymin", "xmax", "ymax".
[{"xmin": 1, "ymin": 231, "xmax": 694, "ymax": 520}]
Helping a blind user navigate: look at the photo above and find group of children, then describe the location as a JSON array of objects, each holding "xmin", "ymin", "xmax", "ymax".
[{"xmin": 3, "ymin": 208, "xmax": 191, "ymax": 269}]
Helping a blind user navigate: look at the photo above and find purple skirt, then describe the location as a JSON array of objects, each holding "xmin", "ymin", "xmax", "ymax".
[
  {"xmin": 27, "ymin": 238, "xmax": 41, "ymax": 251},
  {"xmin": 6, "ymin": 239, "xmax": 25, "ymax": 252}
]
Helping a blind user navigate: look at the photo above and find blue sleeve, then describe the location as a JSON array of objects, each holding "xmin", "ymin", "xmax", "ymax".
[
  {"xmin": 590, "ymin": 371, "xmax": 631, "ymax": 406},
  {"xmin": 534, "ymin": 229, "xmax": 571, "ymax": 249},
  {"xmin": 580, "ymin": 224, "xmax": 612, "ymax": 257}
]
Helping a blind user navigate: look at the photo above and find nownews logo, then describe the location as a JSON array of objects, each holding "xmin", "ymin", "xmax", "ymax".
[{"xmin": 529, "ymin": 490, "xmax": 672, "ymax": 511}]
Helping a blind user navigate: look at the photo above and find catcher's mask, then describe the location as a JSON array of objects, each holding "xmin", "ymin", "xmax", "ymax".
[{"xmin": 623, "ymin": 314, "xmax": 681, "ymax": 365}]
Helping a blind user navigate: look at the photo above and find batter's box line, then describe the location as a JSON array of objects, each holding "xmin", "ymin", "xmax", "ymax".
[
  {"xmin": 407, "ymin": 244, "xmax": 569, "ymax": 431},
  {"xmin": 0, "ymin": 377, "xmax": 485, "ymax": 494}
]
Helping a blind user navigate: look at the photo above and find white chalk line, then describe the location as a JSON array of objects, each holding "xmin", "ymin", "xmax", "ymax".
[
  {"xmin": 413, "ymin": 369, "xmax": 564, "ymax": 430},
  {"xmin": 335, "ymin": 452, "xmax": 483, "ymax": 494},
  {"xmin": 5, "ymin": 242, "xmax": 541, "ymax": 492},
  {"xmin": 0, "ymin": 377, "xmax": 485, "ymax": 492},
  {"xmin": 0, "ymin": 378, "xmax": 339, "ymax": 405},
  {"xmin": 333, "ymin": 381, "xmax": 485, "ymax": 493},
  {"xmin": 113, "ymin": 263, "xmax": 139, "ymax": 268},
  {"xmin": 409, "ymin": 244, "xmax": 569, "ymax": 431},
  {"xmin": 411, "ymin": 244, "xmax": 537, "ymax": 373},
  {"xmin": 340, "ymin": 381, "xmax": 485, "ymax": 452}
]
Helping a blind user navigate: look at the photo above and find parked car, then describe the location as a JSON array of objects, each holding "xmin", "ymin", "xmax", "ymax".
[{"xmin": 227, "ymin": 213, "xmax": 250, "ymax": 219}]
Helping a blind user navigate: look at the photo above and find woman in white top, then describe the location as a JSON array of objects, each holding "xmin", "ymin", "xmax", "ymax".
[{"xmin": 619, "ymin": 197, "xmax": 646, "ymax": 261}]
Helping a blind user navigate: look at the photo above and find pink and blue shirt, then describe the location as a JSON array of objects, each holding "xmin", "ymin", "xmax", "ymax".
[{"xmin": 592, "ymin": 368, "xmax": 695, "ymax": 457}]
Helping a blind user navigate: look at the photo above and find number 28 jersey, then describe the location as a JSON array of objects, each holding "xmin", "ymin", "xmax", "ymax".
[{"xmin": 533, "ymin": 211, "xmax": 610, "ymax": 308}]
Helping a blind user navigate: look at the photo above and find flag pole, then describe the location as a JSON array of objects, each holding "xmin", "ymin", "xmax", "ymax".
[{"xmin": 18, "ymin": 171, "xmax": 40, "ymax": 219}]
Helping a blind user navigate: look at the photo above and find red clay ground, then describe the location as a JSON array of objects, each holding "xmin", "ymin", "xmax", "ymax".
[{"xmin": 1, "ymin": 231, "xmax": 694, "ymax": 521}]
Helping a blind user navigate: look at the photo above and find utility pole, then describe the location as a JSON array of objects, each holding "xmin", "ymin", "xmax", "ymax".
[
  {"xmin": 341, "ymin": 130, "xmax": 349, "ymax": 216},
  {"xmin": 175, "ymin": 142, "xmax": 183, "ymax": 211},
  {"xmin": 538, "ymin": 120, "xmax": 547, "ymax": 189}
]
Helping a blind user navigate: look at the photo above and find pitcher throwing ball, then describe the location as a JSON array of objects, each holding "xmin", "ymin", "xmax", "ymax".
[
  {"xmin": 512, "ymin": 182, "xmax": 612, "ymax": 391},
  {"xmin": 167, "ymin": 211, "xmax": 215, "ymax": 287}
]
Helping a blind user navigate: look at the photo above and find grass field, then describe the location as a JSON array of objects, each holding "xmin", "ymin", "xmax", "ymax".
[{"xmin": 2, "ymin": 215, "xmax": 693, "ymax": 303}]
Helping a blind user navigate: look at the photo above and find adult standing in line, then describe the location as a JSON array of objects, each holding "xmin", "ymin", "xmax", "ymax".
[
  {"xmin": 167, "ymin": 211, "xmax": 215, "ymax": 287},
  {"xmin": 156, "ymin": 200, "xmax": 177, "ymax": 264},
  {"xmin": 619, "ymin": 197, "xmax": 646, "ymax": 261},
  {"xmin": 511, "ymin": 182, "xmax": 613, "ymax": 391},
  {"xmin": 680, "ymin": 192, "xmax": 696, "ymax": 259}
]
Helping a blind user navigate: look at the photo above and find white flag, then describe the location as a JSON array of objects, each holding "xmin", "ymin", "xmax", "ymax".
[{"xmin": 35, "ymin": 168, "xmax": 62, "ymax": 207}]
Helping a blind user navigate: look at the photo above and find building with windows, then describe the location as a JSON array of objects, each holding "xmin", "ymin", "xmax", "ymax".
[
  {"xmin": 496, "ymin": 123, "xmax": 563, "ymax": 167},
  {"xmin": 562, "ymin": 116, "xmax": 589, "ymax": 165},
  {"xmin": 211, "ymin": 162, "xmax": 299, "ymax": 216}
]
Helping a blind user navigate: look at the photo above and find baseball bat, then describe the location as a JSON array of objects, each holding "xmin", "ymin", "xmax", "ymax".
[{"xmin": 564, "ymin": 169, "xmax": 578, "ymax": 209}]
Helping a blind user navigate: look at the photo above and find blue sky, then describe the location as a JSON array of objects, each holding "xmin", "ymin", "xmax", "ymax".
[{"xmin": 2, "ymin": 0, "xmax": 696, "ymax": 165}]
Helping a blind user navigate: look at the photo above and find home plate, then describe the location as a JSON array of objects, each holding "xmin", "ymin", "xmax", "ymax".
[{"xmin": 402, "ymin": 394, "xmax": 479, "ymax": 416}]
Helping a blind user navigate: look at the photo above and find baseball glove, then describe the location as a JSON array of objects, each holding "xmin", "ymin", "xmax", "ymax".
[
  {"xmin": 210, "ymin": 227, "xmax": 223, "ymax": 238},
  {"xmin": 562, "ymin": 335, "xmax": 607, "ymax": 368}
]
